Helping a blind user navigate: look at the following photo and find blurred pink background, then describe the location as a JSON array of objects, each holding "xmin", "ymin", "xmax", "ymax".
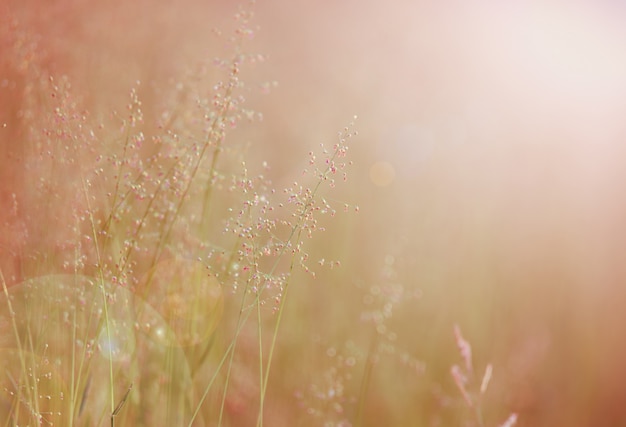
[{"xmin": 3, "ymin": 0, "xmax": 626, "ymax": 425}]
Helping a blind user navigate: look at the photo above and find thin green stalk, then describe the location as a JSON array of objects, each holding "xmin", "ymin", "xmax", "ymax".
[
  {"xmin": 100, "ymin": 125, "xmax": 132, "ymax": 243},
  {"xmin": 81, "ymin": 176, "xmax": 116, "ymax": 414},
  {"xmin": 256, "ymin": 139, "xmax": 348, "ymax": 426},
  {"xmin": 194, "ymin": 240, "xmax": 272, "ymax": 425},
  {"xmin": 24, "ymin": 322, "xmax": 40, "ymax": 418},
  {"xmin": 188, "ymin": 298, "xmax": 258, "ymax": 426},
  {"xmin": 216, "ymin": 227, "xmax": 264, "ymax": 426},
  {"xmin": 73, "ymin": 275, "xmax": 107, "ymax": 422},
  {"xmin": 256, "ymin": 227, "xmax": 302, "ymax": 427},
  {"xmin": 69, "ymin": 308, "xmax": 77, "ymax": 427},
  {"xmin": 216, "ymin": 276, "xmax": 253, "ymax": 427},
  {"xmin": 199, "ymin": 143, "xmax": 222, "ymax": 236},
  {"xmin": 192, "ymin": 237, "xmax": 244, "ymax": 373},
  {"xmin": 256, "ymin": 275, "xmax": 265, "ymax": 425},
  {"xmin": 1, "ymin": 269, "xmax": 33, "ymax": 423}
]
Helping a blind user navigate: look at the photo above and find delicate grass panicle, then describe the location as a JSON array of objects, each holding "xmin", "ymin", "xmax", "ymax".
[
  {"xmin": 0, "ymin": 2, "xmax": 520, "ymax": 426},
  {"xmin": 451, "ymin": 325, "xmax": 518, "ymax": 427}
]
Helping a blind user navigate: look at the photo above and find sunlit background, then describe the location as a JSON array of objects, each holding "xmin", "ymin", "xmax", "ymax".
[{"xmin": 2, "ymin": 0, "xmax": 626, "ymax": 425}]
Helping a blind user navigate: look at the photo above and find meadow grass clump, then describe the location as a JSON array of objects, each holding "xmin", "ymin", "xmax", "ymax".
[
  {"xmin": 0, "ymin": 2, "xmax": 523, "ymax": 426},
  {"xmin": 0, "ymin": 3, "xmax": 363, "ymax": 425}
]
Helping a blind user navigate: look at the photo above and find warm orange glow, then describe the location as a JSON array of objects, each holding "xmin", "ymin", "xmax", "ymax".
[
  {"xmin": 369, "ymin": 161, "xmax": 395, "ymax": 187},
  {"xmin": 2, "ymin": 0, "xmax": 626, "ymax": 425}
]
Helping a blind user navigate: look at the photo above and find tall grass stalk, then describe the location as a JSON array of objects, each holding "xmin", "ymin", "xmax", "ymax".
[
  {"xmin": 0, "ymin": 270, "xmax": 31, "ymax": 423},
  {"xmin": 82, "ymin": 176, "xmax": 116, "ymax": 417}
]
